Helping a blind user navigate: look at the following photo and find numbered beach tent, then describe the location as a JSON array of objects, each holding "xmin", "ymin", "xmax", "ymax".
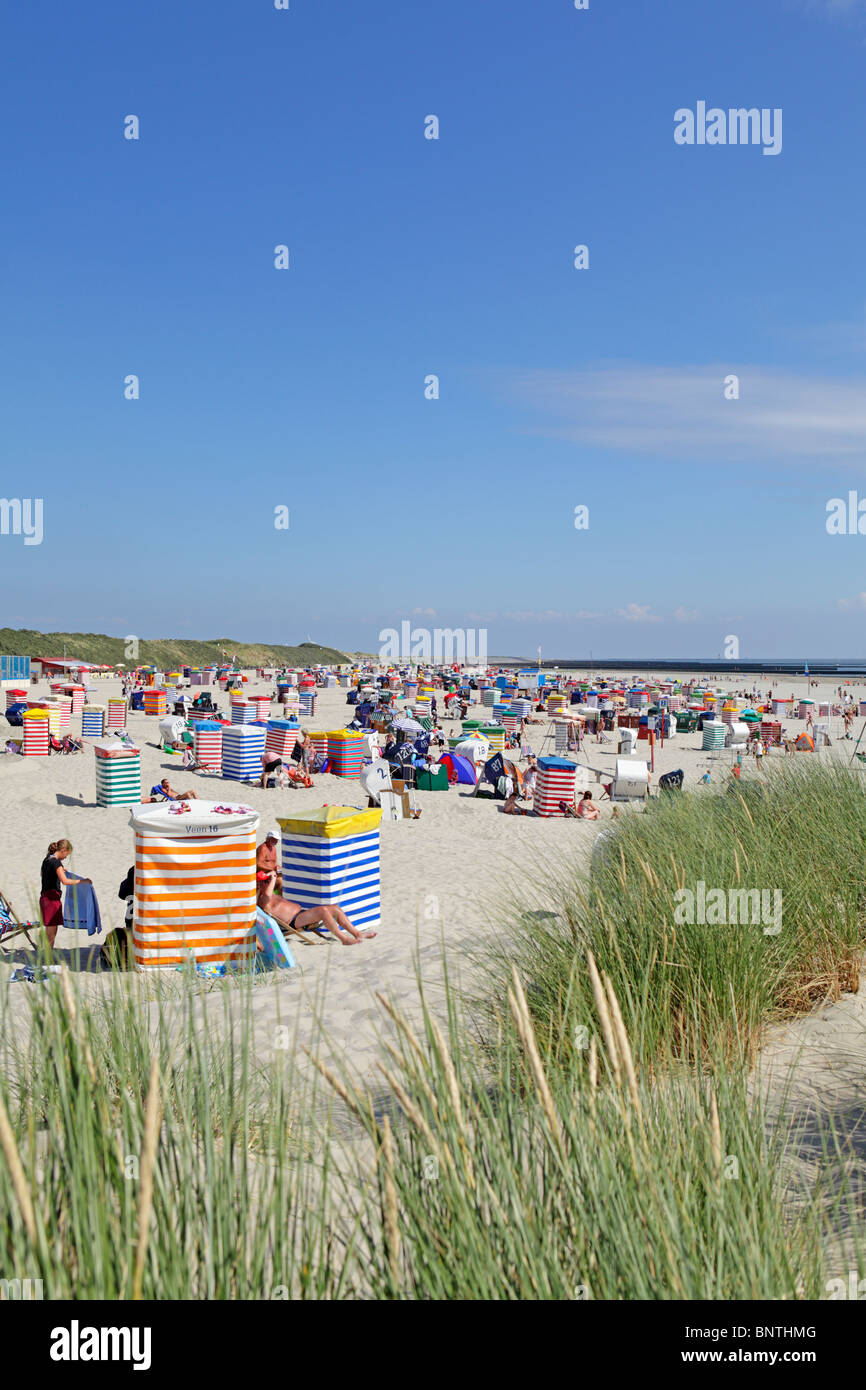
[{"xmin": 130, "ymin": 801, "xmax": 259, "ymax": 969}]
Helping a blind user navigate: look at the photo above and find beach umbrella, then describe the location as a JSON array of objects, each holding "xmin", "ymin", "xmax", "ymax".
[{"xmin": 394, "ymin": 717, "xmax": 423, "ymax": 733}]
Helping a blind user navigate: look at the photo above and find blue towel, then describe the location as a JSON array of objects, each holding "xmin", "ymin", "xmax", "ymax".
[{"xmin": 63, "ymin": 881, "xmax": 103, "ymax": 937}]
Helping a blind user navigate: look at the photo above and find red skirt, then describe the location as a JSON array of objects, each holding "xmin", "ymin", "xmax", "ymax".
[{"xmin": 40, "ymin": 891, "xmax": 63, "ymax": 928}]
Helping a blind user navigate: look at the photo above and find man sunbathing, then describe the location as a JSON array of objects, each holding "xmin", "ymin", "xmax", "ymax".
[
  {"xmin": 257, "ymin": 871, "xmax": 376, "ymax": 945},
  {"xmin": 143, "ymin": 777, "xmax": 199, "ymax": 802}
]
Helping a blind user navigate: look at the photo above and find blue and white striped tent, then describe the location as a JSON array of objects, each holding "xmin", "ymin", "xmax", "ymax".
[
  {"xmin": 222, "ymin": 723, "xmax": 266, "ymax": 780},
  {"xmin": 277, "ymin": 806, "xmax": 382, "ymax": 930},
  {"xmin": 81, "ymin": 704, "xmax": 105, "ymax": 738}
]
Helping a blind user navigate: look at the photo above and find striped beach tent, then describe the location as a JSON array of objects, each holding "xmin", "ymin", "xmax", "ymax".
[
  {"xmin": 64, "ymin": 684, "xmax": 86, "ymax": 715},
  {"xmin": 327, "ymin": 730, "xmax": 365, "ymax": 778},
  {"xmin": 533, "ymin": 756, "xmax": 577, "ymax": 817},
  {"xmin": 33, "ymin": 698, "xmax": 62, "ymax": 736},
  {"xmin": 701, "ymin": 721, "xmax": 726, "ymax": 751},
  {"xmin": 222, "ymin": 723, "xmax": 266, "ymax": 781},
  {"xmin": 22, "ymin": 708, "xmax": 50, "ymax": 756},
  {"xmin": 231, "ymin": 699, "xmax": 255, "ymax": 725},
  {"xmin": 95, "ymin": 740, "xmax": 141, "ymax": 806},
  {"xmin": 131, "ymin": 801, "xmax": 259, "ymax": 970},
  {"xmin": 265, "ymin": 718, "xmax": 298, "ymax": 762},
  {"xmin": 81, "ymin": 704, "xmax": 105, "ymax": 738},
  {"xmin": 278, "ymin": 805, "xmax": 382, "ymax": 931},
  {"xmin": 553, "ymin": 718, "xmax": 573, "ymax": 755},
  {"xmin": 193, "ymin": 719, "xmax": 223, "ymax": 772},
  {"xmin": 143, "ymin": 689, "xmax": 166, "ymax": 717},
  {"xmin": 479, "ymin": 723, "xmax": 505, "ymax": 754},
  {"xmin": 107, "ymin": 697, "xmax": 128, "ymax": 730}
]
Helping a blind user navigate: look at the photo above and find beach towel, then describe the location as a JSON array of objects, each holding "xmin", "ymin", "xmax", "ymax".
[{"xmin": 63, "ymin": 881, "xmax": 103, "ymax": 937}]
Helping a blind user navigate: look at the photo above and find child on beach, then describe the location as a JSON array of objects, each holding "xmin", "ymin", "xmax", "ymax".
[{"xmin": 576, "ymin": 790, "xmax": 600, "ymax": 820}]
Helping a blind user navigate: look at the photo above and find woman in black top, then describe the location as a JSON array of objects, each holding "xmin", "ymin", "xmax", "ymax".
[{"xmin": 40, "ymin": 839, "xmax": 91, "ymax": 948}]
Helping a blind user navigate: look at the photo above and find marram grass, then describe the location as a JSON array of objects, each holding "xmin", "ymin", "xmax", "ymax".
[{"xmin": 482, "ymin": 761, "xmax": 866, "ymax": 1070}]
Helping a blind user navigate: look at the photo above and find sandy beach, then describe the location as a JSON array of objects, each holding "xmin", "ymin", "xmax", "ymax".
[{"xmin": 3, "ymin": 668, "xmax": 866, "ymax": 1096}]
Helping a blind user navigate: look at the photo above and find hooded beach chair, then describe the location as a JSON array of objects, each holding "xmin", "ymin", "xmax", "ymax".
[{"xmin": 0, "ymin": 888, "xmax": 38, "ymax": 952}]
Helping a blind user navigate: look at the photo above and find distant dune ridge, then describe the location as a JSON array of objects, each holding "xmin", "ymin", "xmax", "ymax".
[{"xmin": 0, "ymin": 628, "xmax": 355, "ymax": 669}]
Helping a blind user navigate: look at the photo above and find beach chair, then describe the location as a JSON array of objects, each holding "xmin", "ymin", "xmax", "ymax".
[
  {"xmin": 0, "ymin": 888, "xmax": 39, "ymax": 952},
  {"xmin": 182, "ymin": 748, "xmax": 219, "ymax": 774},
  {"xmin": 609, "ymin": 759, "xmax": 650, "ymax": 803}
]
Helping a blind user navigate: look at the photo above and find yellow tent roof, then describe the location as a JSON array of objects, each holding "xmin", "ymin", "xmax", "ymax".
[{"xmin": 277, "ymin": 805, "xmax": 382, "ymax": 839}]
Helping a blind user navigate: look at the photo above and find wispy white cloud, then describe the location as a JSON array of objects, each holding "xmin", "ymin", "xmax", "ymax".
[
  {"xmin": 500, "ymin": 609, "xmax": 605, "ymax": 622},
  {"xmin": 504, "ymin": 365, "xmax": 866, "ymax": 464},
  {"xmin": 838, "ymin": 592, "xmax": 866, "ymax": 609},
  {"xmin": 411, "ymin": 607, "xmax": 437, "ymax": 617},
  {"xmin": 615, "ymin": 603, "xmax": 662, "ymax": 624},
  {"xmin": 673, "ymin": 606, "xmax": 700, "ymax": 622}
]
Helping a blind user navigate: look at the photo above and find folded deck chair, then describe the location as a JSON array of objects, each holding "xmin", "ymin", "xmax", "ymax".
[
  {"xmin": 0, "ymin": 889, "xmax": 38, "ymax": 951},
  {"xmin": 182, "ymin": 748, "xmax": 220, "ymax": 774}
]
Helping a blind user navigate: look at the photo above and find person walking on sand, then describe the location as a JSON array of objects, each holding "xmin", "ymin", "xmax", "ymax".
[
  {"xmin": 258, "ymin": 871, "xmax": 376, "ymax": 945},
  {"xmin": 40, "ymin": 839, "xmax": 91, "ymax": 949}
]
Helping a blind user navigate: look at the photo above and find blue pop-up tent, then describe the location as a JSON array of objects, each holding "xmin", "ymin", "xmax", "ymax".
[{"xmin": 438, "ymin": 752, "xmax": 477, "ymax": 785}]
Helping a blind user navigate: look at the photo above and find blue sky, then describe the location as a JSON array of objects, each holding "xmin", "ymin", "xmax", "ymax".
[{"xmin": 2, "ymin": 0, "xmax": 866, "ymax": 659}]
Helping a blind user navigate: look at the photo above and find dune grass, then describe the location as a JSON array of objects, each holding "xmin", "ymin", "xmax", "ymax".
[
  {"xmin": 0, "ymin": 971, "xmax": 350, "ymax": 1300},
  {"xmin": 482, "ymin": 762, "xmax": 866, "ymax": 1070},
  {"xmin": 0, "ymin": 954, "xmax": 857, "ymax": 1300}
]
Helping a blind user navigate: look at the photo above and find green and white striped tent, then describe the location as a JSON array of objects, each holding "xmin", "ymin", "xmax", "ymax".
[{"xmin": 95, "ymin": 739, "xmax": 142, "ymax": 807}]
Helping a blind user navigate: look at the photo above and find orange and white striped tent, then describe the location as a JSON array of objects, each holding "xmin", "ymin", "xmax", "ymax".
[{"xmin": 130, "ymin": 801, "xmax": 259, "ymax": 970}]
